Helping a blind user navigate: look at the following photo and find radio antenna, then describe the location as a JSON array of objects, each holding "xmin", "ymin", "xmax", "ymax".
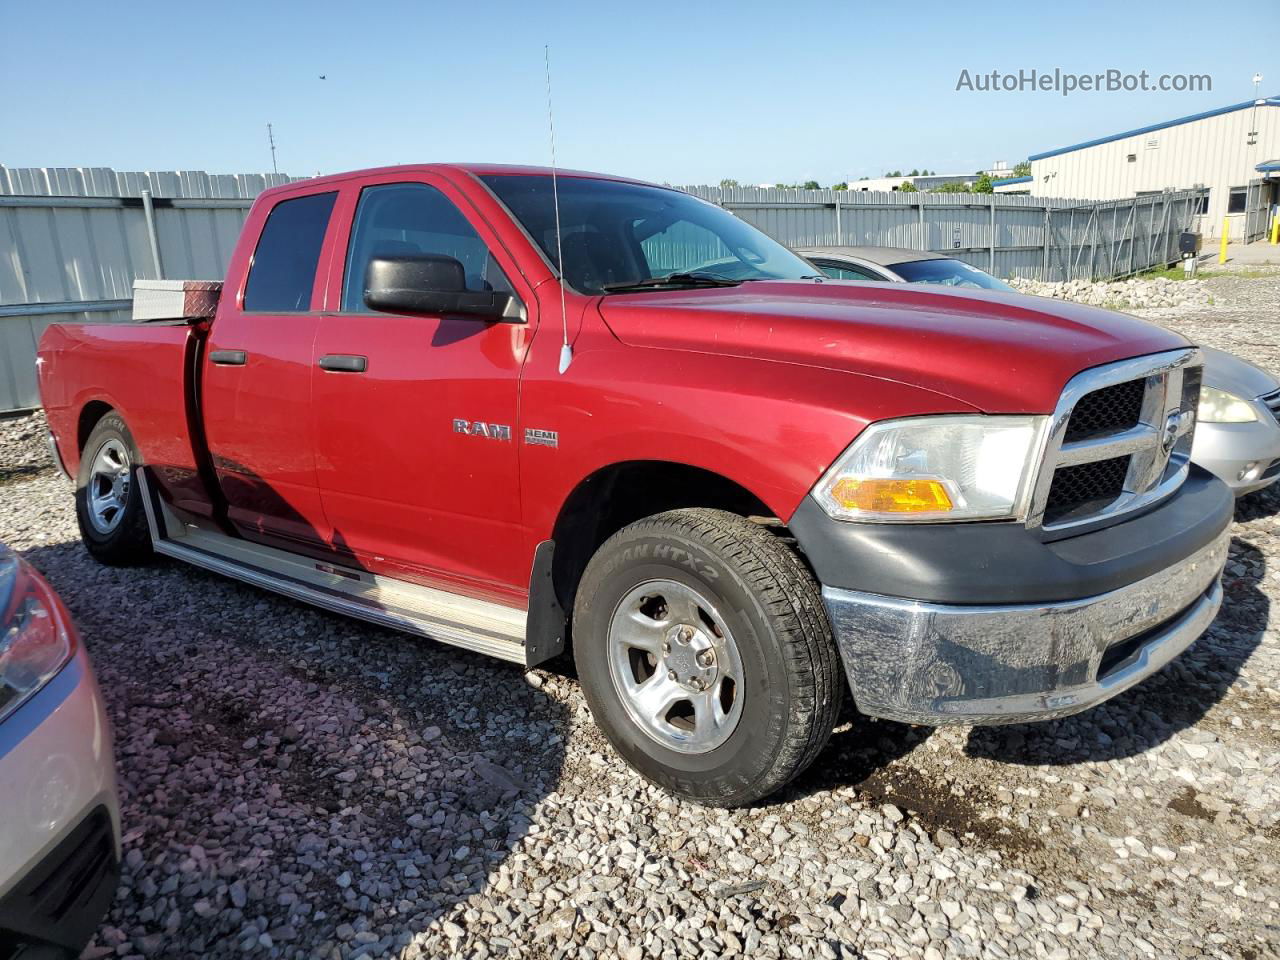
[
  {"xmin": 545, "ymin": 45, "xmax": 572, "ymax": 375},
  {"xmin": 266, "ymin": 123, "xmax": 278, "ymax": 175}
]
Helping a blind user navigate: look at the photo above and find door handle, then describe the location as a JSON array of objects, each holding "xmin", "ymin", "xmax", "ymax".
[
  {"xmin": 318, "ymin": 354, "xmax": 368, "ymax": 373},
  {"xmin": 209, "ymin": 349, "xmax": 247, "ymax": 366}
]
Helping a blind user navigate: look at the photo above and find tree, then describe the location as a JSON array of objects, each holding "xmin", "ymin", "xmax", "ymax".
[
  {"xmin": 908, "ymin": 168, "xmax": 920, "ymax": 177},
  {"xmin": 897, "ymin": 180, "xmax": 918, "ymax": 193},
  {"xmin": 932, "ymin": 181, "xmax": 971, "ymax": 194},
  {"xmin": 832, "ymin": 182, "xmax": 848, "ymax": 190},
  {"xmin": 1012, "ymin": 161, "xmax": 1031, "ymax": 177},
  {"xmin": 972, "ymin": 173, "xmax": 995, "ymax": 194},
  {"xmin": 719, "ymin": 178, "xmax": 740, "ymax": 189},
  {"xmin": 884, "ymin": 169, "xmax": 902, "ymax": 178},
  {"xmin": 802, "ymin": 180, "xmax": 820, "ymax": 190}
]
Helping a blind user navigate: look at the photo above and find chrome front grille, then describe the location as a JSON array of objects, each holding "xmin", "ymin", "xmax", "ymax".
[
  {"xmin": 1062, "ymin": 378, "xmax": 1146, "ymax": 442},
  {"xmin": 1044, "ymin": 455, "xmax": 1130, "ymax": 525},
  {"xmin": 1260, "ymin": 388, "xmax": 1280, "ymax": 425},
  {"xmin": 1028, "ymin": 349, "xmax": 1202, "ymax": 535}
]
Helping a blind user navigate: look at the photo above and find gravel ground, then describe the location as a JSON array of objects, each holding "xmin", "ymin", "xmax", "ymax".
[{"xmin": 1, "ymin": 272, "xmax": 1278, "ymax": 960}]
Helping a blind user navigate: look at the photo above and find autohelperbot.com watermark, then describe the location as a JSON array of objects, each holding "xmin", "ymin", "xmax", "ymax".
[{"xmin": 955, "ymin": 68, "xmax": 1212, "ymax": 96}]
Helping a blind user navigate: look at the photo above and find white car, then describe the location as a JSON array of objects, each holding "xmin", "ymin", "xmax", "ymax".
[
  {"xmin": 0, "ymin": 544, "xmax": 120, "ymax": 956},
  {"xmin": 801, "ymin": 245, "xmax": 1280, "ymax": 496}
]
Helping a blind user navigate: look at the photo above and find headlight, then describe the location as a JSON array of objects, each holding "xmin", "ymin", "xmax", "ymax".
[
  {"xmin": 0, "ymin": 555, "xmax": 74, "ymax": 724},
  {"xmin": 1198, "ymin": 386, "xmax": 1257, "ymax": 423},
  {"xmin": 813, "ymin": 415, "xmax": 1048, "ymax": 522}
]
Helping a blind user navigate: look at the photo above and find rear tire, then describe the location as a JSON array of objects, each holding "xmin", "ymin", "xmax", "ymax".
[
  {"xmin": 573, "ymin": 508, "xmax": 842, "ymax": 807},
  {"xmin": 75, "ymin": 413, "xmax": 153, "ymax": 566}
]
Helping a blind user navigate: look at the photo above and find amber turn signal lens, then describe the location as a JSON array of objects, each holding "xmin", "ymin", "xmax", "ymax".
[{"xmin": 828, "ymin": 477, "xmax": 953, "ymax": 514}]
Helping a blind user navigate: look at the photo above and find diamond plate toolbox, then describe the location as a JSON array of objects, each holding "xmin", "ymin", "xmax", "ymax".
[{"xmin": 132, "ymin": 279, "xmax": 223, "ymax": 321}]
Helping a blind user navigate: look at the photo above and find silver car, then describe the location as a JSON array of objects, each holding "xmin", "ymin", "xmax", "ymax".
[
  {"xmin": 800, "ymin": 245, "xmax": 1280, "ymax": 496},
  {"xmin": 0, "ymin": 544, "xmax": 120, "ymax": 956}
]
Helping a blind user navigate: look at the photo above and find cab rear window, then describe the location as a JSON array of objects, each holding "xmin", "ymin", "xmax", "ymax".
[{"xmin": 243, "ymin": 192, "xmax": 336, "ymax": 312}]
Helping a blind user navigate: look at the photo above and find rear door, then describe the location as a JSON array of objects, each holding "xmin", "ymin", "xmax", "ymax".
[
  {"xmin": 310, "ymin": 174, "xmax": 536, "ymax": 597},
  {"xmin": 202, "ymin": 188, "xmax": 339, "ymax": 549}
]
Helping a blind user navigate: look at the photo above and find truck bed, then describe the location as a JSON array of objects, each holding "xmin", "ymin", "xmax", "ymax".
[{"xmin": 37, "ymin": 321, "xmax": 215, "ymax": 520}]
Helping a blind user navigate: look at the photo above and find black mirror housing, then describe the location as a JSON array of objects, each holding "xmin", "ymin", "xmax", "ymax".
[{"xmin": 363, "ymin": 254, "xmax": 522, "ymax": 321}]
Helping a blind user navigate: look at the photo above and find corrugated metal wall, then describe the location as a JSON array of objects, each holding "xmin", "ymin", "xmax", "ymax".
[
  {"xmin": 0, "ymin": 166, "xmax": 300, "ymax": 411},
  {"xmin": 0, "ymin": 166, "xmax": 1205, "ymax": 412},
  {"xmin": 680, "ymin": 185, "xmax": 1204, "ymax": 285}
]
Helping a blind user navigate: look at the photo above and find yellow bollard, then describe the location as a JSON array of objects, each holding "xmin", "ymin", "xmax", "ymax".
[
  {"xmin": 1219, "ymin": 217, "xmax": 1229, "ymax": 264},
  {"xmin": 1272, "ymin": 214, "xmax": 1279, "ymax": 245}
]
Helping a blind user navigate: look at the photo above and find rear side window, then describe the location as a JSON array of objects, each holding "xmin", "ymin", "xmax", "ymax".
[
  {"xmin": 814, "ymin": 260, "xmax": 884, "ymax": 281},
  {"xmin": 342, "ymin": 182, "xmax": 511, "ymax": 312},
  {"xmin": 243, "ymin": 192, "xmax": 336, "ymax": 312}
]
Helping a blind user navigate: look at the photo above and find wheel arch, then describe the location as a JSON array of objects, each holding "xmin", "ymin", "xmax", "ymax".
[
  {"xmin": 527, "ymin": 459, "xmax": 783, "ymax": 667},
  {"xmin": 76, "ymin": 400, "xmax": 116, "ymax": 454}
]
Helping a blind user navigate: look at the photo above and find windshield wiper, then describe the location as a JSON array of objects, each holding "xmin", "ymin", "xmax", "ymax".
[{"xmin": 602, "ymin": 272, "xmax": 743, "ymax": 292}]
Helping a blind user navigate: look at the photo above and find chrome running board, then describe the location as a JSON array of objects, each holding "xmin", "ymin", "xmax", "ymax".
[{"xmin": 136, "ymin": 469, "xmax": 527, "ymax": 664}]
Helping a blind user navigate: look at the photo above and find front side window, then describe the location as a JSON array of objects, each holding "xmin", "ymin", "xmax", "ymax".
[
  {"xmin": 243, "ymin": 192, "xmax": 336, "ymax": 312},
  {"xmin": 891, "ymin": 258, "xmax": 1014, "ymax": 291},
  {"xmin": 343, "ymin": 182, "xmax": 511, "ymax": 312},
  {"xmin": 481, "ymin": 174, "xmax": 818, "ymax": 294}
]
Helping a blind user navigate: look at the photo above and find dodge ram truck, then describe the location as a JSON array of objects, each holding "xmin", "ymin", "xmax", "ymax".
[{"xmin": 37, "ymin": 164, "xmax": 1233, "ymax": 806}]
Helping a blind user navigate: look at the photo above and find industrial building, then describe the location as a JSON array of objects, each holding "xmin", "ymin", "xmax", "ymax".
[
  {"xmin": 846, "ymin": 172, "xmax": 980, "ymax": 192},
  {"xmin": 1028, "ymin": 95, "xmax": 1280, "ymax": 241},
  {"xmin": 992, "ymin": 175, "xmax": 1033, "ymax": 195}
]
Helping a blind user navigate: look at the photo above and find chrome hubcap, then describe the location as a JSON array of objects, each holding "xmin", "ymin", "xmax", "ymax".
[
  {"xmin": 607, "ymin": 579, "xmax": 745, "ymax": 754},
  {"xmin": 87, "ymin": 438, "xmax": 131, "ymax": 534}
]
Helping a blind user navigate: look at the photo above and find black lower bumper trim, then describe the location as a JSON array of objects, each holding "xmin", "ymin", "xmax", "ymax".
[
  {"xmin": 0, "ymin": 806, "xmax": 119, "ymax": 956},
  {"xmin": 789, "ymin": 465, "xmax": 1233, "ymax": 605}
]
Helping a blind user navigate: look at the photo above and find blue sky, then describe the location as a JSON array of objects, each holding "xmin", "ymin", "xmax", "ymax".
[{"xmin": 0, "ymin": 0, "xmax": 1265, "ymax": 185}]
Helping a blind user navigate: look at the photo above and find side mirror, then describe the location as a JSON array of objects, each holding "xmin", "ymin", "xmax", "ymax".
[{"xmin": 363, "ymin": 254, "xmax": 523, "ymax": 321}]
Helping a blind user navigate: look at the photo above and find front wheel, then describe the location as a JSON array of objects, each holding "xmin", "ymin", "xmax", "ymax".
[{"xmin": 573, "ymin": 508, "xmax": 842, "ymax": 807}]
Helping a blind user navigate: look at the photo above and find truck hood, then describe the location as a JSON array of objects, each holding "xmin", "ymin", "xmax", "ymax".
[{"xmin": 598, "ymin": 281, "xmax": 1190, "ymax": 413}]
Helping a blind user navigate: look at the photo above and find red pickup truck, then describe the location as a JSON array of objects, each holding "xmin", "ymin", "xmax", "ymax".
[{"xmin": 37, "ymin": 164, "xmax": 1232, "ymax": 806}]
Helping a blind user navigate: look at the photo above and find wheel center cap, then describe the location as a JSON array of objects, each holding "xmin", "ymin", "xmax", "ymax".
[{"xmin": 662, "ymin": 625, "xmax": 718, "ymax": 691}]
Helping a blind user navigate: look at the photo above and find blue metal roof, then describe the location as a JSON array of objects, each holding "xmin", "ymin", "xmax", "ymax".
[
  {"xmin": 1258, "ymin": 160, "xmax": 1280, "ymax": 172},
  {"xmin": 1030, "ymin": 96, "xmax": 1280, "ymax": 161},
  {"xmin": 991, "ymin": 175, "xmax": 1033, "ymax": 186}
]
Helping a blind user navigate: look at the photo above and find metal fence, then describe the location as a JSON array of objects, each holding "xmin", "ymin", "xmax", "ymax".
[
  {"xmin": 0, "ymin": 165, "xmax": 1207, "ymax": 412},
  {"xmin": 680, "ymin": 185, "xmax": 1207, "ymax": 285},
  {"xmin": 1244, "ymin": 178, "xmax": 1271, "ymax": 244}
]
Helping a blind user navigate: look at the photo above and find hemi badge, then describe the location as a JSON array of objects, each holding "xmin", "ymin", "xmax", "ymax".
[{"xmin": 525, "ymin": 428, "xmax": 559, "ymax": 448}]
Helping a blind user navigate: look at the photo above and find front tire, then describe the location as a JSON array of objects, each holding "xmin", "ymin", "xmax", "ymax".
[
  {"xmin": 573, "ymin": 508, "xmax": 842, "ymax": 807},
  {"xmin": 75, "ymin": 413, "xmax": 152, "ymax": 566}
]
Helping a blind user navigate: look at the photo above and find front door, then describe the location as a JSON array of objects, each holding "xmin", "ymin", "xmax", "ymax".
[
  {"xmin": 310, "ymin": 176, "xmax": 535, "ymax": 598},
  {"xmin": 202, "ymin": 189, "xmax": 338, "ymax": 549}
]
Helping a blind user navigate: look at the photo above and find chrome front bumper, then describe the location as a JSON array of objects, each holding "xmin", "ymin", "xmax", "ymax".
[{"xmin": 822, "ymin": 528, "xmax": 1229, "ymax": 725}]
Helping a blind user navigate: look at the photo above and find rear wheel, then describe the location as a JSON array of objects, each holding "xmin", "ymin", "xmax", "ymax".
[
  {"xmin": 573, "ymin": 508, "xmax": 842, "ymax": 807},
  {"xmin": 75, "ymin": 413, "xmax": 152, "ymax": 565}
]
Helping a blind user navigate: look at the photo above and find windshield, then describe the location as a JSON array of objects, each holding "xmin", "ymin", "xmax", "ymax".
[
  {"xmin": 480, "ymin": 174, "xmax": 819, "ymax": 294},
  {"xmin": 892, "ymin": 258, "xmax": 1014, "ymax": 291}
]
